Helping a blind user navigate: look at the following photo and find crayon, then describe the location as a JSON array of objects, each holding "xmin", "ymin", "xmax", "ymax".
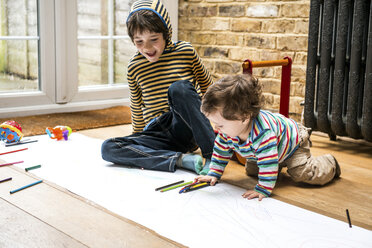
[
  {"xmin": 25, "ymin": 165, "xmax": 41, "ymax": 172},
  {"xmin": 179, "ymin": 181, "xmax": 196, "ymax": 192},
  {"xmin": 190, "ymin": 182, "xmax": 209, "ymax": 189},
  {"xmin": 5, "ymin": 139, "xmax": 38, "ymax": 147},
  {"xmin": 0, "ymin": 177, "xmax": 12, "ymax": 183},
  {"xmin": 184, "ymin": 182, "xmax": 216, "ymax": 193},
  {"xmin": 346, "ymin": 209, "xmax": 352, "ymax": 228},
  {"xmin": 184, "ymin": 183, "xmax": 210, "ymax": 192},
  {"xmin": 155, "ymin": 180, "xmax": 184, "ymax": 191},
  {"xmin": 160, "ymin": 181, "xmax": 193, "ymax": 192},
  {"xmin": 179, "ymin": 181, "xmax": 201, "ymax": 194},
  {"xmin": 0, "ymin": 148, "xmax": 28, "ymax": 156},
  {"xmin": 0, "ymin": 161, "xmax": 24, "ymax": 167},
  {"xmin": 10, "ymin": 180, "xmax": 43, "ymax": 194},
  {"xmin": 179, "ymin": 186, "xmax": 191, "ymax": 194}
]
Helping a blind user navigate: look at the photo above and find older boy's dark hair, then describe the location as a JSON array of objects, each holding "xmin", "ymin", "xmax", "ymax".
[
  {"xmin": 127, "ymin": 10, "xmax": 168, "ymax": 43},
  {"xmin": 201, "ymin": 74, "xmax": 262, "ymax": 120}
]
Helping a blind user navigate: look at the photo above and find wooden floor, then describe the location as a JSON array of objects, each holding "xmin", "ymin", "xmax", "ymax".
[
  {"xmin": 222, "ymin": 132, "xmax": 372, "ymax": 230},
  {"xmin": 1, "ymin": 124, "xmax": 371, "ymax": 247},
  {"xmin": 0, "ymin": 166, "xmax": 184, "ymax": 248}
]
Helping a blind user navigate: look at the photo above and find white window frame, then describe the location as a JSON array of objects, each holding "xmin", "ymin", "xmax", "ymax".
[
  {"xmin": 0, "ymin": 0, "xmax": 178, "ymax": 118},
  {"xmin": 0, "ymin": 0, "xmax": 56, "ymax": 113}
]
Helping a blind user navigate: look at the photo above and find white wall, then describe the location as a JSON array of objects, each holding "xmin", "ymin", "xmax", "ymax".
[{"xmin": 162, "ymin": 0, "xmax": 178, "ymax": 41}]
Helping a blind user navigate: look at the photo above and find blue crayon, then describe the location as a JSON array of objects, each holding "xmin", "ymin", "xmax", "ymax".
[{"xmin": 10, "ymin": 180, "xmax": 43, "ymax": 194}]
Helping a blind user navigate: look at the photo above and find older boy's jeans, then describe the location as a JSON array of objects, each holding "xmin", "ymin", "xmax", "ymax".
[{"xmin": 101, "ymin": 80, "xmax": 215, "ymax": 172}]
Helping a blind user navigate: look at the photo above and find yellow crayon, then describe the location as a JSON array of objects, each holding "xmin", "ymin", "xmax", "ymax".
[{"xmin": 190, "ymin": 182, "xmax": 209, "ymax": 189}]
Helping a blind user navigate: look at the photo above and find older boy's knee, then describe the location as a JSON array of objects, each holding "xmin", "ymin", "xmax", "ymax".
[
  {"xmin": 168, "ymin": 80, "xmax": 193, "ymax": 99},
  {"xmin": 101, "ymin": 138, "xmax": 114, "ymax": 160}
]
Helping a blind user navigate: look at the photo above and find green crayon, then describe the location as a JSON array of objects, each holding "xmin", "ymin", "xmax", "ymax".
[
  {"xmin": 160, "ymin": 181, "xmax": 193, "ymax": 192},
  {"xmin": 25, "ymin": 165, "xmax": 41, "ymax": 172}
]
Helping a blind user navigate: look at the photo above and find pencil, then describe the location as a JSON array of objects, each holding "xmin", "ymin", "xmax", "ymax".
[
  {"xmin": 179, "ymin": 181, "xmax": 204, "ymax": 193},
  {"xmin": 179, "ymin": 185, "xmax": 192, "ymax": 194},
  {"xmin": 190, "ymin": 182, "xmax": 209, "ymax": 189},
  {"xmin": 0, "ymin": 177, "xmax": 12, "ymax": 183},
  {"xmin": 25, "ymin": 165, "xmax": 41, "ymax": 172},
  {"xmin": 346, "ymin": 209, "xmax": 352, "ymax": 228},
  {"xmin": 10, "ymin": 180, "xmax": 43, "ymax": 194},
  {"xmin": 0, "ymin": 148, "xmax": 28, "ymax": 155},
  {"xmin": 160, "ymin": 181, "xmax": 193, "ymax": 192},
  {"xmin": 5, "ymin": 139, "xmax": 38, "ymax": 147},
  {"xmin": 0, "ymin": 161, "xmax": 24, "ymax": 167},
  {"xmin": 184, "ymin": 183, "xmax": 210, "ymax": 192},
  {"xmin": 178, "ymin": 181, "xmax": 198, "ymax": 193},
  {"xmin": 155, "ymin": 180, "xmax": 184, "ymax": 191}
]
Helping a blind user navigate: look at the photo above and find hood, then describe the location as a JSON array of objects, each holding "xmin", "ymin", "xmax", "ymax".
[{"xmin": 127, "ymin": 0, "xmax": 173, "ymax": 47}]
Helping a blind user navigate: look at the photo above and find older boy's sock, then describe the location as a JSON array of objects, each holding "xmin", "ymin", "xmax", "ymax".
[
  {"xmin": 198, "ymin": 159, "xmax": 211, "ymax": 175},
  {"xmin": 176, "ymin": 154, "xmax": 203, "ymax": 173}
]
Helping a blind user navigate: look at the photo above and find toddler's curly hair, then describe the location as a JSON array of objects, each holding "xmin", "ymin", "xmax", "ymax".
[{"xmin": 201, "ymin": 74, "xmax": 262, "ymax": 120}]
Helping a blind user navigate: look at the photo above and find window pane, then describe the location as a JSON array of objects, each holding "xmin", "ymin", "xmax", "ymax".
[
  {"xmin": 77, "ymin": 0, "xmax": 136, "ymax": 87},
  {"xmin": 0, "ymin": 0, "xmax": 39, "ymax": 93},
  {"xmin": 114, "ymin": 1, "xmax": 130, "ymax": 36},
  {"xmin": 114, "ymin": 39, "xmax": 136, "ymax": 84},
  {"xmin": 78, "ymin": 39, "xmax": 109, "ymax": 86},
  {"xmin": 0, "ymin": 40, "xmax": 38, "ymax": 92},
  {"xmin": 3, "ymin": 0, "xmax": 38, "ymax": 36},
  {"xmin": 77, "ymin": 0, "xmax": 106, "ymax": 36}
]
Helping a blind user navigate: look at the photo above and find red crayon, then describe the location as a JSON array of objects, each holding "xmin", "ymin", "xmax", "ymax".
[{"xmin": 0, "ymin": 148, "xmax": 28, "ymax": 156}]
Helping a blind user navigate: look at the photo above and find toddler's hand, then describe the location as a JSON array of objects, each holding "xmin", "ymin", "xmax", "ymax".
[
  {"xmin": 195, "ymin": 175, "xmax": 218, "ymax": 186},
  {"xmin": 242, "ymin": 190, "xmax": 266, "ymax": 201}
]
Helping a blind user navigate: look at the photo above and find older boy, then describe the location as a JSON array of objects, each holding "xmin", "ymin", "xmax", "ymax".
[
  {"xmin": 101, "ymin": 0, "xmax": 215, "ymax": 174},
  {"xmin": 196, "ymin": 74, "xmax": 340, "ymax": 200}
]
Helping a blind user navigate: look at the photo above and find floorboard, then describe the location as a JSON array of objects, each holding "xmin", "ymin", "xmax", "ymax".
[
  {"xmin": 0, "ymin": 166, "xmax": 185, "ymax": 248},
  {"xmin": 0, "ymin": 198, "xmax": 87, "ymax": 248}
]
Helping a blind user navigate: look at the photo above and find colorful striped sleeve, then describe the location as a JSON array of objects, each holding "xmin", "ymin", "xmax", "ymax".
[
  {"xmin": 253, "ymin": 129, "xmax": 279, "ymax": 197},
  {"xmin": 207, "ymin": 134, "xmax": 234, "ymax": 179}
]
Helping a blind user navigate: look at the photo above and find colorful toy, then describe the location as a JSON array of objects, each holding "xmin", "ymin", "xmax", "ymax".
[
  {"xmin": 0, "ymin": 120, "xmax": 24, "ymax": 143},
  {"xmin": 46, "ymin": 125, "xmax": 72, "ymax": 141}
]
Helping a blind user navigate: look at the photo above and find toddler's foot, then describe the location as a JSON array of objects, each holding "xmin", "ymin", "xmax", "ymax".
[
  {"xmin": 333, "ymin": 156, "xmax": 341, "ymax": 178},
  {"xmin": 321, "ymin": 154, "xmax": 341, "ymax": 180}
]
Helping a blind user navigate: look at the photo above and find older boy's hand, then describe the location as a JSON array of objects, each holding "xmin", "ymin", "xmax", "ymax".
[
  {"xmin": 242, "ymin": 190, "xmax": 266, "ymax": 201},
  {"xmin": 195, "ymin": 175, "xmax": 218, "ymax": 186}
]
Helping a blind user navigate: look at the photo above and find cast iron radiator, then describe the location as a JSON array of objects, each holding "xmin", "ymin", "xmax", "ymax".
[{"xmin": 304, "ymin": 0, "xmax": 372, "ymax": 141}]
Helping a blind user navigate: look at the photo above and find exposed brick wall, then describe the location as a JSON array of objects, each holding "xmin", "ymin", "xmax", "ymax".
[{"xmin": 178, "ymin": 0, "xmax": 310, "ymax": 121}]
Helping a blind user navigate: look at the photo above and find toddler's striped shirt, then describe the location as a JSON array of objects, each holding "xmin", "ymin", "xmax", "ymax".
[{"xmin": 207, "ymin": 110, "xmax": 300, "ymax": 196}]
